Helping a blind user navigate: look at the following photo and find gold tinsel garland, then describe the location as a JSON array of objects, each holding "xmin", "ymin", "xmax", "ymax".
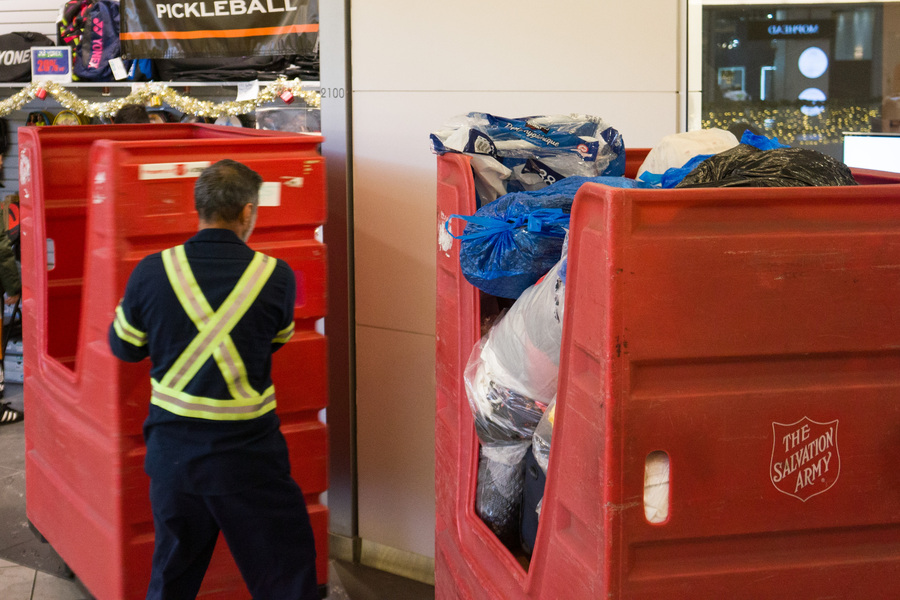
[{"xmin": 0, "ymin": 77, "xmax": 320, "ymax": 119}]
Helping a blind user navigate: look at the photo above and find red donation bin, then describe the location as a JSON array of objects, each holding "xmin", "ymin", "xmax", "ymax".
[
  {"xmin": 436, "ymin": 149, "xmax": 900, "ymax": 599},
  {"xmin": 19, "ymin": 124, "xmax": 329, "ymax": 599}
]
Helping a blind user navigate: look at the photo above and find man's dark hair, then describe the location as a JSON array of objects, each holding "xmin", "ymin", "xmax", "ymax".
[
  {"xmin": 114, "ymin": 104, "xmax": 151, "ymax": 124},
  {"xmin": 194, "ymin": 159, "xmax": 262, "ymax": 223}
]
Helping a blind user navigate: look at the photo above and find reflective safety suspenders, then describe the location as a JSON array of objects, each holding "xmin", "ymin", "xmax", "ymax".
[
  {"xmin": 113, "ymin": 305, "xmax": 147, "ymax": 347},
  {"xmin": 152, "ymin": 245, "xmax": 279, "ymax": 421}
]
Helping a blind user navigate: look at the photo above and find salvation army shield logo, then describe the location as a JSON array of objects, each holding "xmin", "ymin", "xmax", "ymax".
[{"xmin": 770, "ymin": 417, "xmax": 840, "ymax": 502}]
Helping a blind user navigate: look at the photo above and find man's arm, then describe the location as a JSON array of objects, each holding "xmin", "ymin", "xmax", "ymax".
[
  {"xmin": 109, "ymin": 265, "xmax": 150, "ymax": 363},
  {"xmin": 271, "ymin": 262, "xmax": 297, "ymax": 353}
]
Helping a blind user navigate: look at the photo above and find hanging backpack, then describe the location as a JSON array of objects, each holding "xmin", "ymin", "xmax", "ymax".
[
  {"xmin": 73, "ymin": 0, "xmax": 131, "ymax": 81},
  {"xmin": 57, "ymin": 0, "xmax": 93, "ymax": 48},
  {"xmin": 0, "ymin": 32, "xmax": 56, "ymax": 82}
]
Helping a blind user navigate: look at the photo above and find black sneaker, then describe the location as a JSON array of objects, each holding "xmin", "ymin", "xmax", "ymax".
[{"xmin": 0, "ymin": 402, "xmax": 22, "ymax": 424}]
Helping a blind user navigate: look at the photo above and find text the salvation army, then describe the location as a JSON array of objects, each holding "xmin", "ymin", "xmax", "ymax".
[{"xmin": 772, "ymin": 423, "xmax": 836, "ymax": 494}]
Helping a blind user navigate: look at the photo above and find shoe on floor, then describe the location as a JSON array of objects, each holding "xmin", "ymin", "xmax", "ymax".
[{"xmin": 0, "ymin": 402, "xmax": 22, "ymax": 424}]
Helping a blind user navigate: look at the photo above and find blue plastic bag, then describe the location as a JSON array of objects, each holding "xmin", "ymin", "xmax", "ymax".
[
  {"xmin": 740, "ymin": 130, "xmax": 790, "ymax": 151},
  {"xmin": 445, "ymin": 176, "xmax": 650, "ymax": 298},
  {"xmin": 640, "ymin": 153, "xmax": 715, "ymax": 188}
]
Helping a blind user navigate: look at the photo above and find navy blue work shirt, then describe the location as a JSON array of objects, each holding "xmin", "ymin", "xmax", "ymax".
[{"xmin": 108, "ymin": 228, "xmax": 296, "ymax": 495}]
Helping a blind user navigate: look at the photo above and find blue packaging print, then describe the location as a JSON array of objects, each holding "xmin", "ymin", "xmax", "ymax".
[
  {"xmin": 482, "ymin": 114, "xmax": 602, "ymax": 161},
  {"xmin": 465, "ymin": 129, "xmax": 497, "ymax": 156},
  {"xmin": 523, "ymin": 158, "xmax": 566, "ymax": 186}
]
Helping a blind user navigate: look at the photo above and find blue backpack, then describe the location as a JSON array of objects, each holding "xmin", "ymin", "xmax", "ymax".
[{"xmin": 73, "ymin": 0, "xmax": 130, "ymax": 81}]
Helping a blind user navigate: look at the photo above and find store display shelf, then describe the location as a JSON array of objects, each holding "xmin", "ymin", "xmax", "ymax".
[{"xmin": 0, "ymin": 80, "xmax": 321, "ymax": 89}]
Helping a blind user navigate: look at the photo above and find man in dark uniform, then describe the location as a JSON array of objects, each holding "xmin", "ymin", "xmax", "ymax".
[{"xmin": 108, "ymin": 159, "xmax": 318, "ymax": 600}]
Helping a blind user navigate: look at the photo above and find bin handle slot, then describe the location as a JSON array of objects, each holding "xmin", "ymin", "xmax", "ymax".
[{"xmin": 644, "ymin": 451, "xmax": 670, "ymax": 524}]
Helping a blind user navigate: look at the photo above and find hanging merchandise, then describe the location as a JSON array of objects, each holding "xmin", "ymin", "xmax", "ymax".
[
  {"xmin": 155, "ymin": 56, "xmax": 296, "ymax": 82},
  {"xmin": 52, "ymin": 109, "xmax": 87, "ymax": 125},
  {"xmin": 58, "ymin": 0, "xmax": 93, "ymax": 48},
  {"xmin": 120, "ymin": 0, "xmax": 319, "ymax": 60},
  {"xmin": 676, "ymin": 144, "xmax": 858, "ymax": 188},
  {"xmin": 445, "ymin": 175, "xmax": 649, "ymax": 299},
  {"xmin": 0, "ymin": 32, "xmax": 56, "ymax": 82},
  {"xmin": 26, "ymin": 111, "xmax": 54, "ymax": 126},
  {"xmin": 73, "ymin": 0, "xmax": 132, "ymax": 81},
  {"xmin": 431, "ymin": 113, "xmax": 626, "ymax": 205}
]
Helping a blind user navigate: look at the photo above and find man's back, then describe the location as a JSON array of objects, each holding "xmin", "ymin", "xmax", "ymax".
[{"xmin": 109, "ymin": 227, "xmax": 296, "ymax": 494}]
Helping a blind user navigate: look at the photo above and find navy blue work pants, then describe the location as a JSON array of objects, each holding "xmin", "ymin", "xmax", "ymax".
[{"xmin": 146, "ymin": 475, "xmax": 317, "ymax": 600}]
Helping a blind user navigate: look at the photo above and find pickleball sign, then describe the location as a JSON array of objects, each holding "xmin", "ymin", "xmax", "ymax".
[{"xmin": 119, "ymin": 0, "xmax": 319, "ymax": 59}]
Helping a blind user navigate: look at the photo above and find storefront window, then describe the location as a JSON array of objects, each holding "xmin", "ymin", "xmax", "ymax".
[{"xmin": 694, "ymin": 1, "xmax": 899, "ymax": 160}]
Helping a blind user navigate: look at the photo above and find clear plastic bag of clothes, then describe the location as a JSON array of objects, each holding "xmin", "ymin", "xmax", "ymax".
[
  {"xmin": 464, "ymin": 242, "xmax": 569, "ymax": 546},
  {"xmin": 464, "ymin": 249, "xmax": 568, "ymax": 420},
  {"xmin": 676, "ymin": 145, "xmax": 857, "ymax": 188},
  {"xmin": 431, "ymin": 112, "xmax": 626, "ymax": 204},
  {"xmin": 445, "ymin": 176, "xmax": 648, "ymax": 299},
  {"xmin": 532, "ymin": 399, "xmax": 556, "ymax": 475}
]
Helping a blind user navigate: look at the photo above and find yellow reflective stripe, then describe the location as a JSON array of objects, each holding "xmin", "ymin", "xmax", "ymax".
[
  {"xmin": 273, "ymin": 322, "xmax": 295, "ymax": 344},
  {"xmin": 113, "ymin": 304, "xmax": 147, "ymax": 346},
  {"xmin": 151, "ymin": 380, "xmax": 276, "ymax": 421},
  {"xmin": 163, "ymin": 246, "xmax": 212, "ymax": 324},
  {"xmin": 163, "ymin": 252, "xmax": 275, "ymax": 391}
]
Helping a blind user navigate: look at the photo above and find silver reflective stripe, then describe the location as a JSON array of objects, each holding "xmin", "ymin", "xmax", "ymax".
[
  {"xmin": 151, "ymin": 387, "xmax": 276, "ymax": 416},
  {"xmin": 218, "ymin": 342, "xmax": 258, "ymax": 399}
]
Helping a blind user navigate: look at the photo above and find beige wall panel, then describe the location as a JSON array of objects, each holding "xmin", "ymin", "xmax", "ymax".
[
  {"xmin": 356, "ymin": 324, "xmax": 437, "ymax": 558},
  {"xmin": 351, "ymin": 0, "xmax": 680, "ymax": 93}
]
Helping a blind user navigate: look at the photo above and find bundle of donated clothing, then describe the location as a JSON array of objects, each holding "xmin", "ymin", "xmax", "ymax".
[{"xmin": 464, "ymin": 239, "xmax": 567, "ymax": 547}]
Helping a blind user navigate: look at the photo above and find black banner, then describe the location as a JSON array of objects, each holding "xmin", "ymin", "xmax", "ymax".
[{"xmin": 120, "ymin": 0, "xmax": 318, "ymax": 59}]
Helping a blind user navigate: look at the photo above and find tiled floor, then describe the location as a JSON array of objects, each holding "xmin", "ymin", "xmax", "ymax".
[{"xmin": 0, "ymin": 383, "xmax": 434, "ymax": 600}]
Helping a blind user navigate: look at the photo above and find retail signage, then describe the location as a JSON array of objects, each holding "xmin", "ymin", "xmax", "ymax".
[
  {"xmin": 749, "ymin": 20, "xmax": 835, "ymax": 41},
  {"xmin": 31, "ymin": 47, "xmax": 72, "ymax": 83},
  {"xmin": 119, "ymin": 0, "xmax": 318, "ymax": 58}
]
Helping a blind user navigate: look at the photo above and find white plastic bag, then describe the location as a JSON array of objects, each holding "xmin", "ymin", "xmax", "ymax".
[{"xmin": 637, "ymin": 128, "xmax": 739, "ymax": 179}]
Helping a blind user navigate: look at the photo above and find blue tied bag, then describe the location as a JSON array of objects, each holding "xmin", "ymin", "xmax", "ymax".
[
  {"xmin": 446, "ymin": 207, "xmax": 570, "ymax": 299},
  {"xmin": 446, "ymin": 176, "xmax": 650, "ymax": 298}
]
